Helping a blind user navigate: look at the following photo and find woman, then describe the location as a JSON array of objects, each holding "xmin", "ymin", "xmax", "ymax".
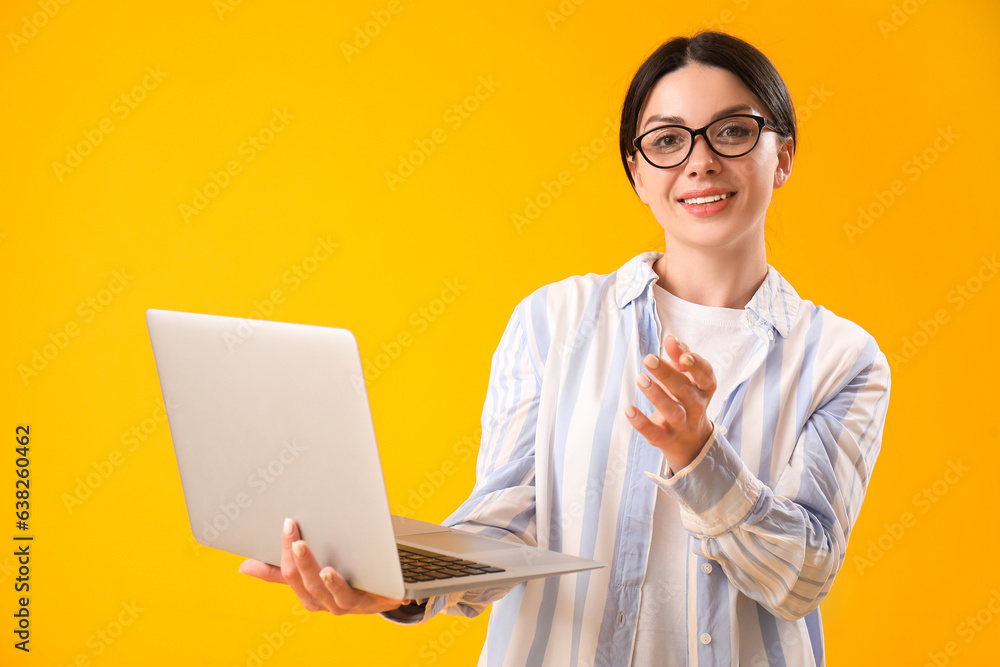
[{"xmin": 240, "ymin": 31, "xmax": 891, "ymax": 666}]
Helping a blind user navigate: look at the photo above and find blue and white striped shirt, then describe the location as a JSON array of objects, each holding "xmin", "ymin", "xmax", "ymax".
[{"xmin": 392, "ymin": 251, "xmax": 891, "ymax": 666}]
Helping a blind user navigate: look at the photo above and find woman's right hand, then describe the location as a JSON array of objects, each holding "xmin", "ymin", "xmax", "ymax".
[{"xmin": 238, "ymin": 518, "xmax": 411, "ymax": 615}]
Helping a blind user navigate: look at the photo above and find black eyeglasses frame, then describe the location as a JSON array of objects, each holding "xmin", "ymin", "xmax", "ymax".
[{"xmin": 631, "ymin": 114, "xmax": 780, "ymax": 169}]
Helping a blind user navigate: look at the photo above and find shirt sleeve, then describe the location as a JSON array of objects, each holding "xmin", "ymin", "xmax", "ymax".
[
  {"xmin": 646, "ymin": 336, "xmax": 891, "ymax": 622},
  {"xmin": 381, "ymin": 297, "xmax": 542, "ymax": 624}
]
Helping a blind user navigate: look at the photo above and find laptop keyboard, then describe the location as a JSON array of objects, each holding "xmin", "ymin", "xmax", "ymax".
[{"xmin": 398, "ymin": 545, "xmax": 505, "ymax": 583}]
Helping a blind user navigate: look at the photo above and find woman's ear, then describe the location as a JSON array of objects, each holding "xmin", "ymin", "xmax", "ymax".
[
  {"xmin": 773, "ymin": 136, "xmax": 794, "ymax": 189},
  {"xmin": 629, "ymin": 155, "xmax": 650, "ymax": 204}
]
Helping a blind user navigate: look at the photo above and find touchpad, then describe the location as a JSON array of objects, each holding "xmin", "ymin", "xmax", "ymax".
[{"xmin": 412, "ymin": 530, "xmax": 520, "ymax": 554}]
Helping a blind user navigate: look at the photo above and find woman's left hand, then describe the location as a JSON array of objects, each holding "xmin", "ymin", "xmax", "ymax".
[{"xmin": 625, "ymin": 334, "xmax": 717, "ymax": 473}]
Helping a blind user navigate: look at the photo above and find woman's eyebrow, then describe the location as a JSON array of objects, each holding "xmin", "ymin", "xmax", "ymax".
[{"xmin": 642, "ymin": 104, "xmax": 755, "ymax": 130}]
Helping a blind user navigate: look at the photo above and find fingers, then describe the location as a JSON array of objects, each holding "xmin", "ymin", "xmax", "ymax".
[
  {"xmin": 278, "ymin": 518, "xmax": 323, "ymax": 611},
  {"xmin": 289, "ymin": 539, "xmax": 340, "ymax": 612},
  {"xmin": 625, "ymin": 334, "xmax": 717, "ymax": 455},
  {"xmin": 636, "ymin": 371, "xmax": 686, "ymax": 424},
  {"xmin": 659, "ymin": 334, "xmax": 717, "ymax": 395},
  {"xmin": 637, "ymin": 353, "xmax": 702, "ymax": 426},
  {"xmin": 318, "ymin": 566, "xmax": 410, "ymax": 615},
  {"xmin": 238, "ymin": 559, "xmax": 285, "ymax": 584},
  {"xmin": 293, "ymin": 542, "xmax": 409, "ymax": 615},
  {"xmin": 276, "ymin": 518, "xmax": 409, "ymax": 615},
  {"xmin": 625, "ymin": 401, "xmax": 673, "ymax": 446}
]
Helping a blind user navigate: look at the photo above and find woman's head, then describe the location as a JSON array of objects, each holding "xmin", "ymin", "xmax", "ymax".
[
  {"xmin": 619, "ymin": 32, "xmax": 796, "ymax": 190},
  {"xmin": 619, "ymin": 32, "xmax": 796, "ymax": 255}
]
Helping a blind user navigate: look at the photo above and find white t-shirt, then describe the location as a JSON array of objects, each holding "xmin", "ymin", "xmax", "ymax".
[{"xmin": 631, "ymin": 283, "xmax": 759, "ymax": 666}]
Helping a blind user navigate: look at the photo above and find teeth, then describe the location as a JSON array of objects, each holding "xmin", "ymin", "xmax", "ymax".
[{"xmin": 682, "ymin": 193, "xmax": 732, "ymax": 205}]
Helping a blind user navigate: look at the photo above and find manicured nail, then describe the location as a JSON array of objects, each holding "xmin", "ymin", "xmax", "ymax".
[
  {"xmin": 292, "ymin": 540, "xmax": 305, "ymax": 557},
  {"xmin": 321, "ymin": 569, "xmax": 334, "ymax": 584},
  {"xmin": 624, "ymin": 405, "xmax": 636, "ymax": 418},
  {"xmin": 644, "ymin": 354, "xmax": 659, "ymax": 368},
  {"xmin": 637, "ymin": 374, "xmax": 652, "ymax": 388},
  {"xmin": 681, "ymin": 354, "xmax": 695, "ymax": 367},
  {"xmin": 283, "ymin": 517, "xmax": 294, "ymax": 536}
]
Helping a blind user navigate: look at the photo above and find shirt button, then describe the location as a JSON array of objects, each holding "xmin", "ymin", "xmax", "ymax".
[
  {"xmin": 701, "ymin": 563, "xmax": 713, "ymax": 574},
  {"xmin": 617, "ymin": 611, "xmax": 625, "ymax": 627},
  {"xmin": 700, "ymin": 633, "xmax": 712, "ymax": 645}
]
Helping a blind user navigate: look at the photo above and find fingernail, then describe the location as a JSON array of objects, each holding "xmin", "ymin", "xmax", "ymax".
[
  {"xmin": 624, "ymin": 405, "xmax": 636, "ymax": 418},
  {"xmin": 292, "ymin": 540, "xmax": 305, "ymax": 557},
  {"xmin": 644, "ymin": 354, "xmax": 659, "ymax": 368},
  {"xmin": 681, "ymin": 354, "xmax": 695, "ymax": 367},
  {"xmin": 283, "ymin": 517, "xmax": 294, "ymax": 536},
  {"xmin": 637, "ymin": 374, "xmax": 651, "ymax": 388},
  {"xmin": 321, "ymin": 569, "xmax": 334, "ymax": 584}
]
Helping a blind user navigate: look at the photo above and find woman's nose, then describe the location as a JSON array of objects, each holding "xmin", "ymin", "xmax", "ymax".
[{"xmin": 685, "ymin": 136, "xmax": 719, "ymax": 176}]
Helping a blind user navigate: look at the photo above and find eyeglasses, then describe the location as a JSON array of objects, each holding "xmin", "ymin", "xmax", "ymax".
[{"xmin": 632, "ymin": 114, "xmax": 779, "ymax": 169}]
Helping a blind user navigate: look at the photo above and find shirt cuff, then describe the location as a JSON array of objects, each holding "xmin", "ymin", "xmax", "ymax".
[{"xmin": 644, "ymin": 423, "xmax": 764, "ymax": 537}]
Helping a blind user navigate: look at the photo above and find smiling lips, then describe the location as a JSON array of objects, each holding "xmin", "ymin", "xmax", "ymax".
[
  {"xmin": 677, "ymin": 188, "xmax": 736, "ymax": 216},
  {"xmin": 680, "ymin": 192, "xmax": 732, "ymax": 205}
]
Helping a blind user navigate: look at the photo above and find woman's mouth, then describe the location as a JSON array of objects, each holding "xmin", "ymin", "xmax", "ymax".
[
  {"xmin": 680, "ymin": 192, "xmax": 733, "ymax": 205},
  {"xmin": 677, "ymin": 191, "xmax": 736, "ymax": 217}
]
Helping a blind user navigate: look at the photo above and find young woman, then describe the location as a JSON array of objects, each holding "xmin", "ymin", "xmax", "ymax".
[{"xmin": 241, "ymin": 32, "xmax": 891, "ymax": 666}]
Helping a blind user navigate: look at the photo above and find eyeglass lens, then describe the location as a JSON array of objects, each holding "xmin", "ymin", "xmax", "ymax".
[{"xmin": 639, "ymin": 116, "xmax": 762, "ymax": 168}]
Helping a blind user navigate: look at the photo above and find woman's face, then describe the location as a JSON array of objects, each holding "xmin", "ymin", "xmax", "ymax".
[{"xmin": 629, "ymin": 62, "xmax": 793, "ymax": 254}]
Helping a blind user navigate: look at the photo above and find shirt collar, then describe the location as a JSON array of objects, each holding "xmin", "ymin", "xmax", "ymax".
[{"xmin": 614, "ymin": 252, "xmax": 801, "ymax": 338}]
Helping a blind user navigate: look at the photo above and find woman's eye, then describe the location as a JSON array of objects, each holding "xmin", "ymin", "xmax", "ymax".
[
  {"xmin": 715, "ymin": 122, "xmax": 753, "ymax": 141},
  {"xmin": 649, "ymin": 131, "xmax": 685, "ymax": 150}
]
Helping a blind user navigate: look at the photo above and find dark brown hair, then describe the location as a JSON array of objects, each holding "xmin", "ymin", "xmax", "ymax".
[{"xmin": 619, "ymin": 32, "xmax": 796, "ymax": 189}]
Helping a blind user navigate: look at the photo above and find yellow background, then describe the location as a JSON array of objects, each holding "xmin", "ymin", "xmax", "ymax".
[{"xmin": 2, "ymin": 0, "xmax": 998, "ymax": 665}]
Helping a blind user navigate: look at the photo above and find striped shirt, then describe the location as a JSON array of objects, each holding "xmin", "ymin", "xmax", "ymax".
[{"xmin": 389, "ymin": 251, "xmax": 891, "ymax": 666}]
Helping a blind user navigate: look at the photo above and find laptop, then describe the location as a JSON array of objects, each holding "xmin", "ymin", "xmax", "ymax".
[{"xmin": 146, "ymin": 309, "xmax": 604, "ymax": 600}]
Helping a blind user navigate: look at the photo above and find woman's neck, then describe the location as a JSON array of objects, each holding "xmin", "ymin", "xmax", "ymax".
[{"xmin": 653, "ymin": 243, "xmax": 767, "ymax": 309}]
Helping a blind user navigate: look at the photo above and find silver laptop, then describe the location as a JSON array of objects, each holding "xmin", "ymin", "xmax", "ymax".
[{"xmin": 146, "ymin": 309, "xmax": 603, "ymax": 600}]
